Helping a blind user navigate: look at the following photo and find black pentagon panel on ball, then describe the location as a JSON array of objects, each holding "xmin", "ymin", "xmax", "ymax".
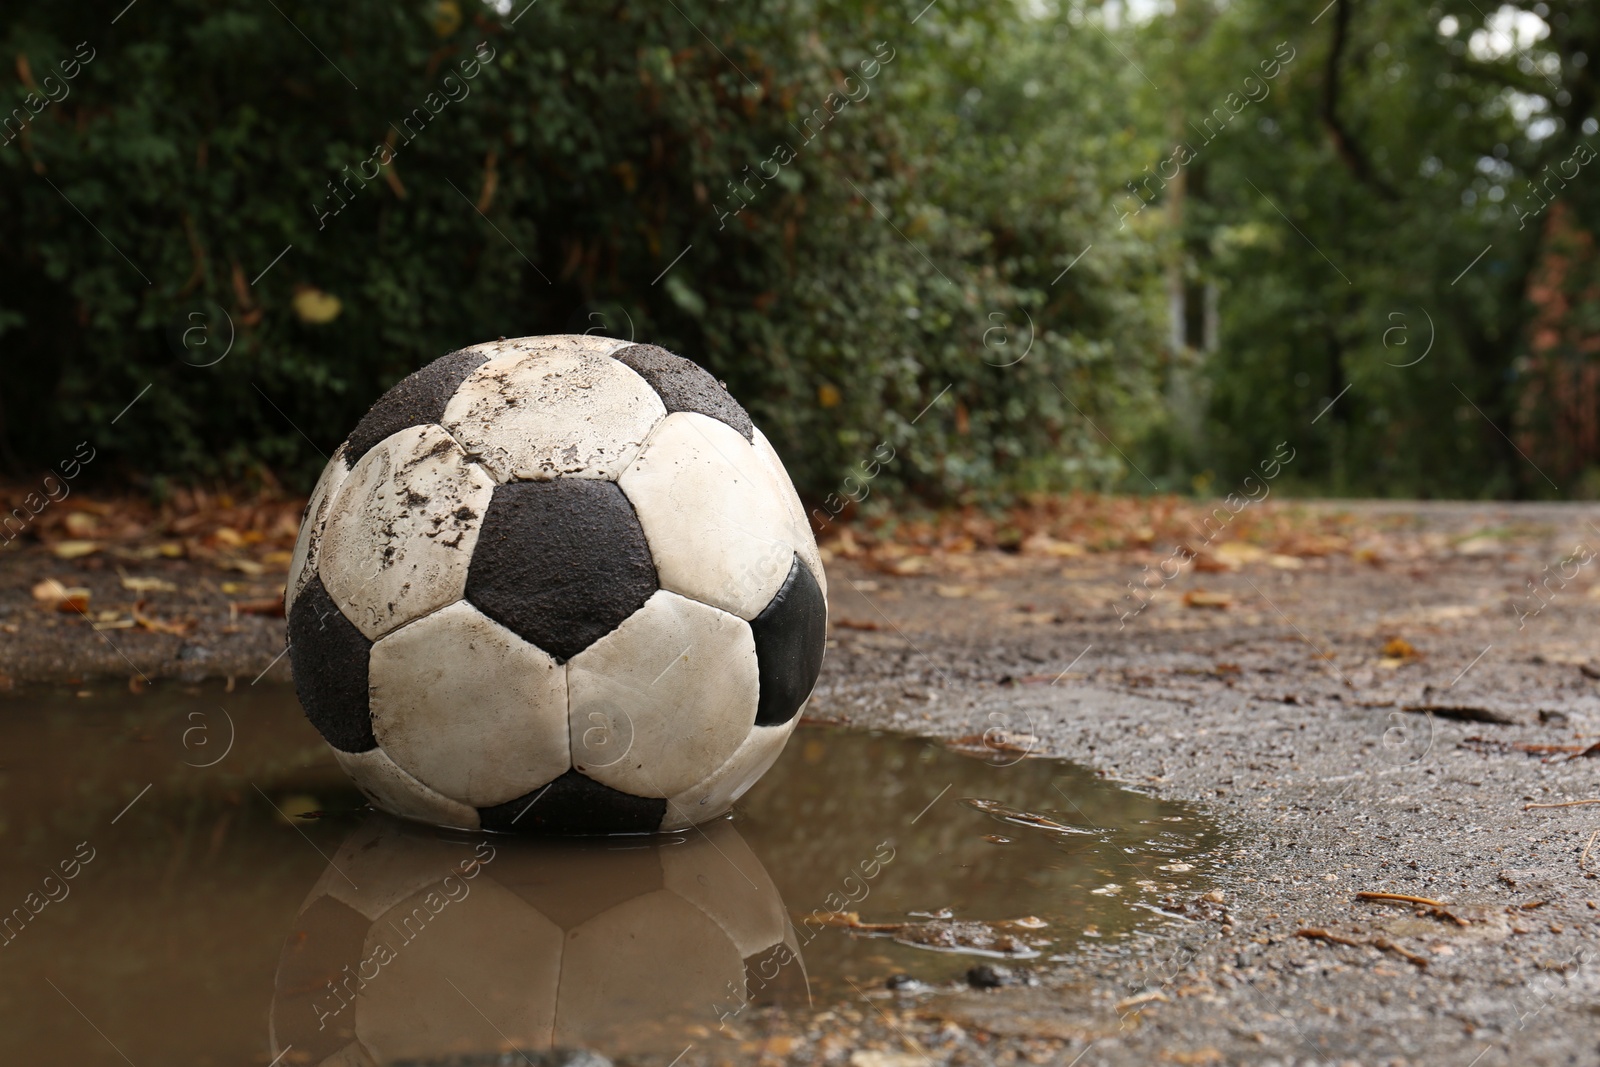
[
  {"xmin": 497, "ymin": 839, "xmax": 667, "ymax": 930},
  {"xmin": 750, "ymin": 555, "xmax": 827, "ymax": 726},
  {"xmin": 287, "ymin": 575, "xmax": 376, "ymax": 753},
  {"xmin": 465, "ymin": 479, "xmax": 658, "ymax": 661},
  {"xmin": 611, "ymin": 343, "xmax": 753, "ymax": 441},
  {"xmin": 343, "ymin": 347, "xmax": 490, "ymax": 463},
  {"xmin": 477, "ymin": 769, "xmax": 668, "ymax": 836}
]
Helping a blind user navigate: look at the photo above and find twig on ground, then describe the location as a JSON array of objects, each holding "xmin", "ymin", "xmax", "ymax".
[
  {"xmin": 1355, "ymin": 892, "xmax": 1450, "ymax": 907},
  {"xmin": 1297, "ymin": 927, "xmax": 1363, "ymax": 948},
  {"xmin": 1525, "ymin": 800, "xmax": 1600, "ymax": 810},
  {"xmin": 1369, "ymin": 937, "xmax": 1430, "ymax": 968},
  {"xmin": 1297, "ymin": 928, "xmax": 1428, "ymax": 969},
  {"xmin": 1355, "ymin": 891, "xmax": 1469, "ymax": 926},
  {"xmin": 1581, "ymin": 829, "xmax": 1600, "ymax": 871}
]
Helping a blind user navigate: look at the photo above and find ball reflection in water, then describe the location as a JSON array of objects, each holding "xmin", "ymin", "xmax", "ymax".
[{"xmin": 270, "ymin": 815, "xmax": 806, "ymax": 1063}]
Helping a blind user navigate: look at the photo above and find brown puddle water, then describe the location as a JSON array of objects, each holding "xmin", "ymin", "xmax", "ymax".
[{"xmin": 0, "ymin": 683, "xmax": 1220, "ymax": 1064}]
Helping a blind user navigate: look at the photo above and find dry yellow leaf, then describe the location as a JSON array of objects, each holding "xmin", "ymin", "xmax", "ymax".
[
  {"xmin": 1021, "ymin": 532, "xmax": 1086, "ymax": 557},
  {"xmin": 63, "ymin": 512, "xmax": 98, "ymax": 537},
  {"xmin": 31, "ymin": 578, "xmax": 68, "ymax": 602},
  {"xmin": 1214, "ymin": 541, "xmax": 1266, "ymax": 565},
  {"xmin": 291, "ymin": 287, "xmax": 343, "ymax": 324},
  {"xmin": 1382, "ymin": 636, "xmax": 1417, "ymax": 659},
  {"xmin": 51, "ymin": 540, "xmax": 101, "ymax": 559},
  {"xmin": 118, "ymin": 570, "xmax": 177, "ymax": 594}
]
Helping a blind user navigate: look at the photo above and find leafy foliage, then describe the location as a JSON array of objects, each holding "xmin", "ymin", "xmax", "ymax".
[
  {"xmin": 1145, "ymin": 0, "xmax": 1600, "ymax": 498},
  {"xmin": 0, "ymin": 0, "xmax": 1164, "ymax": 504}
]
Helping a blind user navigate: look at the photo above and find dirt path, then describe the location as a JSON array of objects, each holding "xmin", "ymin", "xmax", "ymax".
[{"xmin": 4, "ymin": 499, "xmax": 1599, "ymax": 1065}]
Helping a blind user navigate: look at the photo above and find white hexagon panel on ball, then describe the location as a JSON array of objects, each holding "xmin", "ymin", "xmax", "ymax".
[
  {"xmin": 566, "ymin": 590, "xmax": 759, "ymax": 799},
  {"xmin": 317, "ymin": 424, "xmax": 495, "ymax": 641},
  {"xmin": 619, "ymin": 411, "xmax": 806, "ymax": 620},
  {"xmin": 368, "ymin": 600, "xmax": 570, "ymax": 808},
  {"xmin": 442, "ymin": 348, "xmax": 665, "ymax": 482}
]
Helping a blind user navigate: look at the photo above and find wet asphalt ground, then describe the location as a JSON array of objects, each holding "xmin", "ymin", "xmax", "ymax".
[
  {"xmin": 806, "ymin": 501, "xmax": 1600, "ymax": 1067},
  {"xmin": 3, "ymin": 500, "xmax": 1598, "ymax": 1066}
]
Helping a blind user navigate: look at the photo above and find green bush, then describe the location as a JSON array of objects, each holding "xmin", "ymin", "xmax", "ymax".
[{"xmin": 0, "ymin": 0, "xmax": 1165, "ymax": 504}]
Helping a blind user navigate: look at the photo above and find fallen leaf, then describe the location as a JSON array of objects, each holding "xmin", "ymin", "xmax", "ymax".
[
  {"xmin": 1382, "ymin": 636, "xmax": 1418, "ymax": 659},
  {"xmin": 1020, "ymin": 533, "xmax": 1086, "ymax": 557},
  {"xmin": 1183, "ymin": 590, "xmax": 1234, "ymax": 609},
  {"xmin": 1455, "ymin": 535, "xmax": 1503, "ymax": 555},
  {"xmin": 56, "ymin": 590, "xmax": 90, "ymax": 613},
  {"xmin": 52, "ymin": 540, "xmax": 101, "ymax": 559},
  {"xmin": 1116, "ymin": 990, "xmax": 1170, "ymax": 1013},
  {"xmin": 31, "ymin": 578, "xmax": 68, "ymax": 603},
  {"xmin": 1214, "ymin": 542, "xmax": 1266, "ymax": 566},
  {"xmin": 935, "ymin": 584, "xmax": 973, "ymax": 599},
  {"xmin": 746, "ymin": 1036, "xmax": 797, "ymax": 1057},
  {"xmin": 33, "ymin": 579, "xmax": 90, "ymax": 612},
  {"xmin": 825, "ymin": 527, "xmax": 863, "ymax": 558},
  {"xmin": 118, "ymin": 570, "xmax": 177, "ymax": 594},
  {"xmin": 849, "ymin": 1053, "xmax": 924, "ymax": 1067},
  {"xmin": 131, "ymin": 601, "xmax": 196, "ymax": 636},
  {"xmin": 231, "ymin": 597, "xmax": 285, "ymax": 618},
  {"xmin": 1012, "ymin": 609, "xmax": 1058, "ymax": 624},
  {"xmin": 63, "ymin": 512, "xmax": 98, "ymax": 537},
  {"xmin": 947, "ymin": 732, "xmax": 1038, "ymax": 755},
  {"xmin": 833, "ymin": 619, "xmax": 882, "ymax": 631}
]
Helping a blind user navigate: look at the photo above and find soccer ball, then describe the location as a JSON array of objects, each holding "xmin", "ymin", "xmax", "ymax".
[
  {"xmin": 285, "ymin": 335, "xmax": 827, "ymax": 834},
  {"xmin": 269, "ymin": 814, "xmax": 806, "ymax": 1063}
]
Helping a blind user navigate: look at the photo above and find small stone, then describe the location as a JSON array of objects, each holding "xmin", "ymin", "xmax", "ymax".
[{"xmin": 966, "ymin": 963, "xmax": 1014, "ymax": 989}]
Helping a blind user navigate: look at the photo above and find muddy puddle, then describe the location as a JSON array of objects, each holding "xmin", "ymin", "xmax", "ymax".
[{"xmin": 0, "ymin": 683, "xmax": 1220, "ymax": 1064}]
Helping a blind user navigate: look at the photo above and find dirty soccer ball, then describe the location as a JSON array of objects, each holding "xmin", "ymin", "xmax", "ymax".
[
  {"xmin": 285, "ymin": 335, "xmax": 827, "ymax": 834},
  {"xmin": 269, "ymin": 815, "xmax": 806, "ymax": 1063}
]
